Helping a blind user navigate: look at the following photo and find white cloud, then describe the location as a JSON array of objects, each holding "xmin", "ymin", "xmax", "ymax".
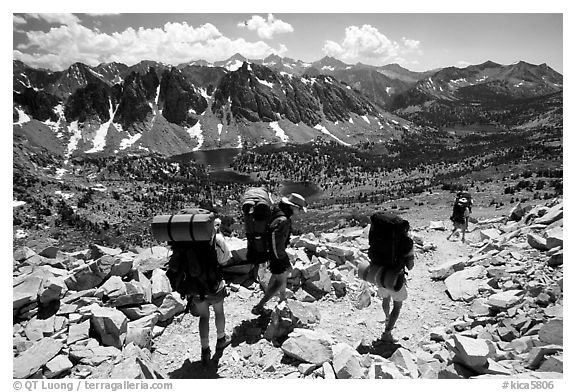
[
  {"xmin": 13, "ymin": 15, "xmax": 26, "ymax": 25},
  {"xmin": 26, "ymin": 13, "xmax": 80, "ymax": 26},
  {"xmin": 323, "ymin": 25, "xmax": 400, "ymax": 61},
  {"xmin": 458, "ymin": 60, "xmax": 472, "ymax": 67},
  {"xmin": 402, "ymin": 37, "xmax": 421, "ymax": 51},
  {"xmin": 238, "ymin": 14, "xmax": 294, "ymax": 39},
  {"xmin": 14, "ymin": 21, "xmax": 288, "ymax": 71},
  {"xmin": 323, "ymin": 25, "xmax": 423, "ymax": 64}
]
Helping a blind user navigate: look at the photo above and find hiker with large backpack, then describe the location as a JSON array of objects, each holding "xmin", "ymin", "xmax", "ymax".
[
  {"xmin": 151, "ymin": 208, "xmax": 232, "ymax": 365},
  {"xmin": 447, "ymin": 191, "xmax": 473, "ymax": 243},
  {"xmin": 358, "ymin": 211, "xmax": 415, "ymax": 342},
  {"xmin": 249, "ymin": 192, "xmax": 308, "ymax": 315}
]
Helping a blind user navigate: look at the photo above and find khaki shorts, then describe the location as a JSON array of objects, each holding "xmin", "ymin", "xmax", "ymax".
[{"xmin": 378, "ymin": 285, "xmax": 408, "ymax": 302}]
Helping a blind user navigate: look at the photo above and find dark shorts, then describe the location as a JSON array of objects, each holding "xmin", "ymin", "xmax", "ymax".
[
  {"xmin": 269, "ymin": 257, "xmax": 291, "ymax": 274},
  {"xmin": 190, "ymin": 287, "xmax": 228, "ymax": 306}
]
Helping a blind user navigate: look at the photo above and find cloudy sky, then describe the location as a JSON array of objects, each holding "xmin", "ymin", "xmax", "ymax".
[{"xmin": 12, "ymin": 6, "xmax": 564, "ymax": 73}]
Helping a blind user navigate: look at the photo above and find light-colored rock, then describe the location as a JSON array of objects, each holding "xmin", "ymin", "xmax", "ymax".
[
  {"xmin": 368, "ymin": 357, "xmax": 407, "ymax": 379},
  {"xmin": 14, "ymin": 246, "xmax": 37, "ymax": 262},
  {"xmin": 444, "ymin": 266, "xmax": 485, "ymax": 302},
  {"xmin": 126, "ymin": 314, "xmax": 160, "ymax": 348},
  {"xmin": 332, "ymin": 343, "xmax": 363, "ymax": 379},
  {"xmin": 24, "ymin": 316, "xmax": 55, "ymax": 341},
  {"xmin": 13, "ymin": 276, "xmax": 42, "ymax": 311},
  {"xmin": 157, "ymin": 292, "xmax": 186, "ymax": 321},
  {"xmin": 13, "ymin": 338, "xmax": 63, "ymax": 378},
  {"xmin": 429, "ymin": 259, "xmax": 465, "ymax": 280},
  {"xmin": 470, "ymin": 298, "xmax": 491, "ymax": 316},
  {"xmin": 322, "ymin": 362, "xmax": 336, "ymax": 379},
  {"xmin": 534, "ymin": 203, "xmax": 563, "ymax": 225},
  {"xmin": 90, "ymin": 244, "xmax": 122, "ymax": 258},
  {"xmin": 302, "ymin": 266, "xmax": 332, "ymax": 299},
  {"xmin": 133, "ymin": 246, "xmax": 169, "ymax": 273},
  {"xmin": 487, "ymin": 290, "xmax": 524, "ymax": 309},
  {"xmin": 429, "ymin": 221, "xmax": 446, "ymax": 230},
  {"xmin": 67, "ymin": 320, "xmax": 90, "ymax": 345},
  {"xmin": 300, "ymin": 261, "xmax": 321, "ymax": 280},
  {"xmin": 281, "ymin": 329, "xmax": 334, "ymax": 365},
  {"xmin": 44, "ymin": 355, "xmax": 73, "ymax": 378},
  {"xmin": 449, "ymin": 334, "xmax": 496, "ymax": 368},
  {"xmin": 480, "ymin": 228, "xmax": 501, "ymax": 242},
  {"xmin": 151, "ymin": 269, "xmax": 172, "ymax": 299},
  {"xmin": 90, "ymin": 305, "xmax": 128, "ymax": 348},
  {"xmin": 390, "ymin": 347, "xmax": 419, "ymax": 378}
]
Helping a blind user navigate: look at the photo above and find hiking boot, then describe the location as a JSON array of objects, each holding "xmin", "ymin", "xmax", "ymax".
[
  {"xmin": 251, "ymin": 304, "xmax": 265, "ymax": 315},
  {"xmin": 381, "ymin": 330, "xmax": 398, "ymax": 343},
  {"xmin": 216, "ymin": 334, "xmax": 232, "ymax": 350},
  {"xmin": 201, "ymin": 347, "xmax": 211, "ymax": 365}
]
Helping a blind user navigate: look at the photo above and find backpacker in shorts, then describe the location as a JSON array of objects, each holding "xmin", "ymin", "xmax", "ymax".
[
  {"xmin": 450, "ymin": 192, "xmax": 472, "ymax": 224},
  {"xmin": 242, "ymin": 187, "xmax": 274, "ymax": 264},
  {"xmin": 367, "ymin": 212, "xmax": 414, "ymax": 291},
  {"xmin": 152, "ymin": 208, "xmax": 222, "ymax": 300}
]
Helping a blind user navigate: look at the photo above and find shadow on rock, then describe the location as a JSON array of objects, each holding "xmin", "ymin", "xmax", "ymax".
[
  {"xmin": 168, "ymin": 358, "xmax": 221, "ymax": 379},
  {"xmin": 230, "ymin": 312, "xmax": 272, "ymax": 346},
  {"xmin": 356, "ymin": 338, "xmax": 402, "ymax": 358}
]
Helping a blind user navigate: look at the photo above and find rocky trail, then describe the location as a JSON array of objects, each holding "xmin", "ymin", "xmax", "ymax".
[{"xmin": 12, "ymin": 199, "xmax": 564, "ymax": 380}]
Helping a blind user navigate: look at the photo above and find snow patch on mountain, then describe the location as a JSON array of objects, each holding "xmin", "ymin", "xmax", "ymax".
[
  {"xmin": 227, "ymin": 60, "xmax": 243, "ymax": 71},
  {"xmin": 269, "ymin": 121, "xmax": 289, "ymax": 142},
  {"xmin": 14, "ymin": 108, "xmax": 31, "ymax": 125},
  {"xmin": 314, "ymin": 124, "xmax": 351, "ymax": 146},
  {"xmin": 217, "ymin": 124, "xmax": 223, "ymax": 142},
  {"xmin": 119, "ymin": 133, "xmax": 142, "ymax": 151},
  {"xmin": 186, "ymin": 122, "xmax": 204, "ymax": 151},
  {"xmin": 348, "ymin": 117, "xmax": 354, "ymax": 124},
  {"xmin": 198, "ymin": 87, "xmax": 211, "ymax": 99},
  {"xmin": 362, "ymin": 115, "xmax": 370, "ymax": 124},
  {"xmin": 256, "ymin": 77, "xmax": 274, "ymax": 89},
  {"xmin": 65, "ymin": 121, "xmax": 82, "ymax": 161},
  {"xmin": 86, "ymin": 99, "xmax": 116, "ymax": 154},
  {"xmin": 280, "ymin": 71, "xmax": 293, "ymax": 79},
  {"xmin": 236, "ymin": 135, "xmax": 242, "ymax": 148},
  {"xmin": 43, "ymin": 104, "xmax": 65, "ymax": 137}
]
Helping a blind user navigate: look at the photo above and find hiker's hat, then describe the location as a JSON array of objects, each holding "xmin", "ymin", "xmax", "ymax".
[
  {"xmin": 281, "ymin": 193, "xmax": 308, "ymax": 212},
  {"xmin": 458, "ymin": 197, "xmax": 468, "ymax": 204}
]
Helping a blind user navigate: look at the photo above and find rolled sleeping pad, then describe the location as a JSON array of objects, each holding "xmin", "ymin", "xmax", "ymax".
[{"xmin": 152, "ymin": 211, "xmax": 215, "ymax": 242}]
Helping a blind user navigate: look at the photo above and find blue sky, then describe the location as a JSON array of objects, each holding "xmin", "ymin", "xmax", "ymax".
[{"xmin": 12, "ymin": 4, "xmax": 565, "ymax": 73}]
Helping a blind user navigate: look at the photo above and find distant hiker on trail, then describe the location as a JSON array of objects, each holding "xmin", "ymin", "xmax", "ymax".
[
  {"xmin": 358, "ymin": 212, "xmax": 415, "ymax": 342},
  {"xmin": 251, "ymin": 193, "xmax": 308, "ymax": 315},
  {"xmin": 153, "ymin": 209, "xmax": 233, "ymax": 365},
  {"xmin": 447, "ymin": 191, "xmax": 473, "ymax": 243}
]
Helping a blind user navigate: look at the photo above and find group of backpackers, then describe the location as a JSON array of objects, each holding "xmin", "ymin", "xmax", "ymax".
[{"xmin": 151, "ymin": 187, "xmax": 473, "ymax": 365}]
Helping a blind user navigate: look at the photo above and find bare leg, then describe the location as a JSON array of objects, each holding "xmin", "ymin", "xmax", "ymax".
[
  {"xmin": 447, "ymin": 228, "xmax": 457, "ymax": 240},
  {"xmin": 385, "ymin": 301, "xmax": 403, "ymax": 333},
  {"xmin": 256, "ymin": 272, "xmax": 288, "ymax": 308},
  {"xmin": 195, "ymin": 301, "xmax": 210, "ymax": 349},
  {"xmin": 212, "ymin": 300, "xmax": 226, "ymax": 339},
  {"xmin": 381, "ymin": 296, "xmax": 391, "ymax": 319}
]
